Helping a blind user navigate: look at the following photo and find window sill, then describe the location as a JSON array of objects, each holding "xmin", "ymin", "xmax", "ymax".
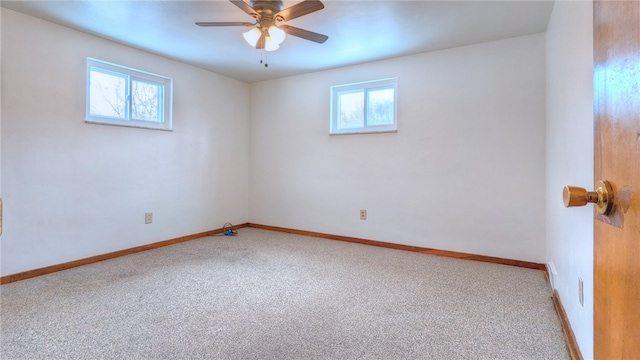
[
  {"xmin": 85, "ymin": 120, "xmax": 173, "ymax": 132},
  {"xmin": 329, "ymin": 130, "xmax": 398, "ymax": 136}
]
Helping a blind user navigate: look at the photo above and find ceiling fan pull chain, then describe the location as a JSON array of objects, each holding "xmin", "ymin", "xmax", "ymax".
[{"xmin": 259, "ymin": 51, "xmax": 268, "ymax": 67}]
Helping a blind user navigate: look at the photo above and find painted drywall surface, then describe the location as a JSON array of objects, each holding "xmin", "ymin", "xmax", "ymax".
[
  {"xmin": 0, "ymin": 9, "xmax": 250, "ymax": 275},
  {"xmin": 545, "ymin": 1, "xmax": 594, "ymax": 358},
  {"xmin": 250, "ymin": 34, "xmax": 546, "ymax": 263},
  {"xmin": 0, "ymin": 7, "xmax": 3, "ymax": 201}
]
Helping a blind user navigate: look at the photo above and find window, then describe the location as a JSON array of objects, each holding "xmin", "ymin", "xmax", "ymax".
[
  {"xmin": 330, "ymin": 78, "xmax": 397, "ymax": 135},
  {"xmin": 86, "ymin": 58, "xmax": 173, "ymax": 131}
]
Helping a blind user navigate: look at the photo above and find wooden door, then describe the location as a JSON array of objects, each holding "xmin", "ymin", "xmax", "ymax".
[{"xmin": 593, "ymin": 0, "xmax": 640, "ymax": 358}]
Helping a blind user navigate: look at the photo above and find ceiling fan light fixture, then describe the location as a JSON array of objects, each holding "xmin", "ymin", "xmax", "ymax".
[
  {"xmin": 268, "ymin": 26, "xmax": 286, "ymax": 45},
  {"xmin": 264, "ymin": 36, "xmax": 280, "ymax": 52},
  {"xmin": 242, "ymin": 27, "xmax": 262, "ymax": 47}
]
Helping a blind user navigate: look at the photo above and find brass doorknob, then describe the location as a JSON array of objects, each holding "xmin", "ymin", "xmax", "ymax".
[{"xmin": 563, "ymin": 180, "xmax": 614, "ymax": 215}]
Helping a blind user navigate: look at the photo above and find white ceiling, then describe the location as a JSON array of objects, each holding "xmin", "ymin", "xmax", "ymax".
[{"xmin": 1, "ymin": 0, "xmax": 554, "ymax": 83}]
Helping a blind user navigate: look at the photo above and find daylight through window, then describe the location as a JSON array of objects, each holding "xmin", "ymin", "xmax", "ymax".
[
  {"xmin": 86, "ymin": 58, "xmax": 172, "ymax": 130},
  {"xmin": 330, "ymin": 78, "xmax": 397, "ymax": 135}
]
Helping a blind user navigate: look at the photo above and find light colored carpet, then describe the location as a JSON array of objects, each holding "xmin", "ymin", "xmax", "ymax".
[{"xmin": 1, "ymin": 228, "xmax": 569, "ymax": 359}]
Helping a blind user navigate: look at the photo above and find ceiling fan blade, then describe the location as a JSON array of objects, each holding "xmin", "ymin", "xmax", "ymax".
[
  {"xmin": 230, "ymin": 0, "xmax": 260, "ymax": 19},
  {"xmin": 196, "ymin": 22, "xmax": 254, "ymax": 27},
  {"xmin": 280, "ymin": 25, "xmax": 328, "ymax": 44},
  {"xmin": 256, "ymin": 32, "xmax": 266, "ymax": 50},
  {"xmin": 275, "ymin": 0, "xmax": 324, "ymax": 22}
]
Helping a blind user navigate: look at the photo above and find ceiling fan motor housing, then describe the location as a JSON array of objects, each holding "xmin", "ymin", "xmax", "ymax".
[{"xmin": 251, "ymin": 1, "xmax": 284, "ymax": 25}]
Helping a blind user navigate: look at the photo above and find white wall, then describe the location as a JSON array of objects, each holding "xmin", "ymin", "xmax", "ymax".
[
  {"xmin": 546, "ymin": 1, "xmax": 594, "ymax": 358},
  {"xmin": 0, "ymin": 7, "xmax": 3, "ymax": 198},
  {"xmin": 250, "ymin": 34, "xmax": 547, "ymax": 263},
  {"xmin": 0, "ymin": 28, "xmax": 2, "ymax": 205},
  {"xmin": 0, "ymin": 9, "xmax": 250, "ymax": 276}
]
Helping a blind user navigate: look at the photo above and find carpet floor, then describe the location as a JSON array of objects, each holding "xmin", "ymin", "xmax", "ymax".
[{"xmin": 1, "ymin": 228, "xmax": 569, "ymax": 359}]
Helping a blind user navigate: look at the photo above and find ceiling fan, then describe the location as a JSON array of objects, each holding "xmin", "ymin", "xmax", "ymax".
[{"xmin": 196, "ymin": 0, "xmax": 328, "ymax": 52}]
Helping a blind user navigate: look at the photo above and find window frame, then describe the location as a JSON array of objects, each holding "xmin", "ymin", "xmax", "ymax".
[
  {"xmin": 330, "ymin": 77, "xmax": 398, "ymax": 135},
  {"xmin": 85, "ymin": 58, "xmax": 173, "ymax": 131}
]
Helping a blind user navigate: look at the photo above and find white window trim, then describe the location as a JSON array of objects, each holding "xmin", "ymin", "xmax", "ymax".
[
  {"xmin": 85, "ymin": 58, "xmax": 173, "ymax": 131},
  {"xmin": 330, "ymin": 77, "xmax": 398, "ymax": 135}
]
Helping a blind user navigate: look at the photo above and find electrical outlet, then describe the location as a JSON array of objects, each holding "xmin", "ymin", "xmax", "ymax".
[
  {"xmin": 145, "ymin": 212, "xmax": 153, "ymax": 224},
  {"xmin": 360, "ymin": 209, "xmax": 367, "ymax": 220},
  {"xmin": 578, "ymin": 277, "xmax": 584, "ymax": 306}
]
